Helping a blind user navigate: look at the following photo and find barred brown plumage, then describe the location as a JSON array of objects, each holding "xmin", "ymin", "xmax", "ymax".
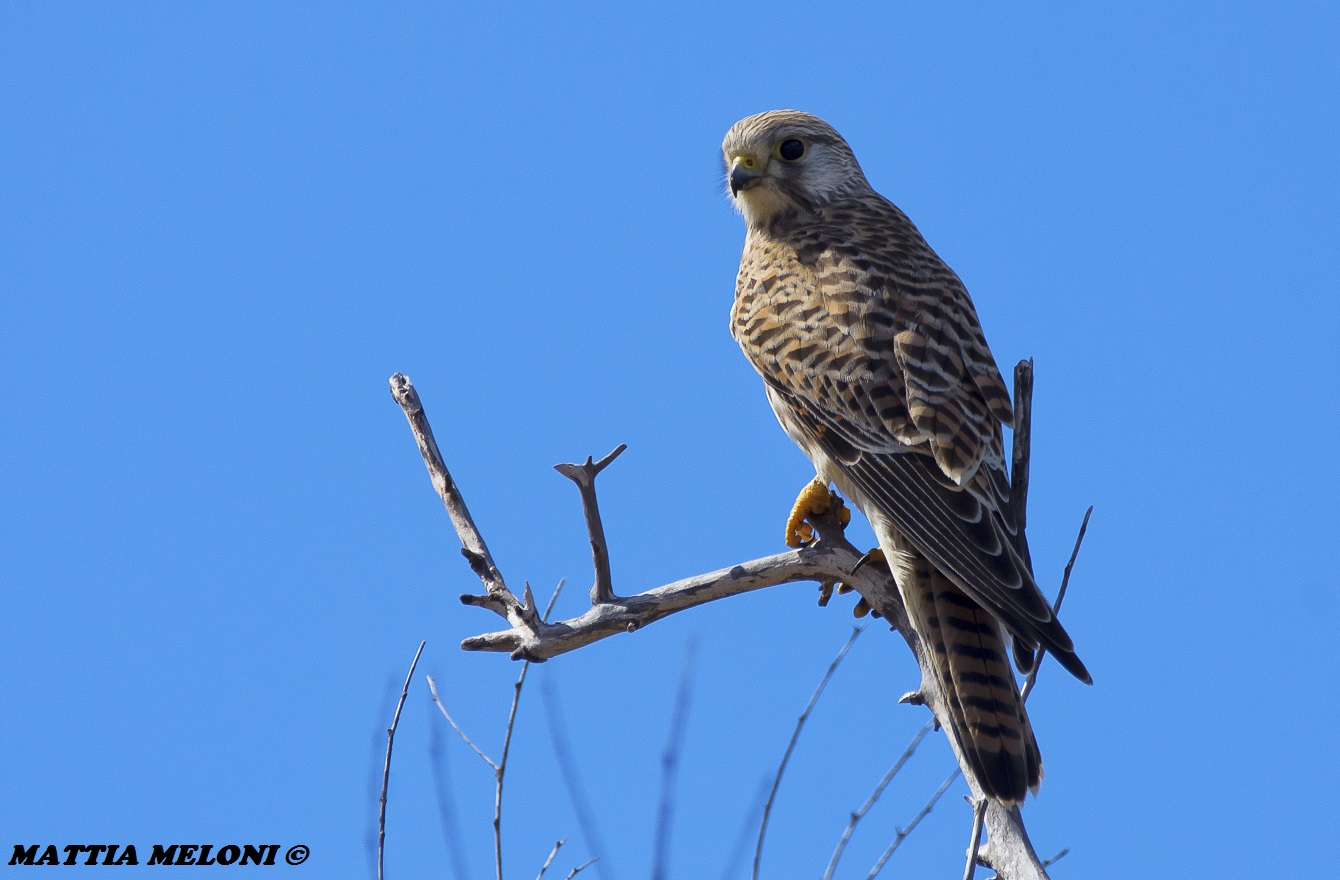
[{"xmin": 723, "ymin": 110, "xmax": 1090, "ymax": 803}]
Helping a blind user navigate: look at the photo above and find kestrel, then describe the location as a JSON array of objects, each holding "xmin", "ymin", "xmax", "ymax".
[{"xmin": 723, "ymin": 110, "xmax": 1090, "ymax": 803}]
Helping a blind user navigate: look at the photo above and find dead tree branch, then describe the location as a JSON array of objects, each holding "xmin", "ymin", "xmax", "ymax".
[
  {"xmin": 391, "ymin": 357, "xmax": 1089, "ymax": 880},
  {"xmin": 378, "ymin": 640, "xmax": 425, "ymax": 880},
  {"xmin": 754, "ymin": 626, "xmax": 866, "ymax": 880},
  {"xmin": 427, "ymin": 676, "xmax": 498, "ymax": 770},
  {"xmin": 535, "ymin": 838, "xmax": 566, "ymax": 880},
  {"xmin": 963, "ymin": 797, "xmax": 988, "ymax": 880},
  {"xmin": 494, "ymin": 582, "xmax": 564, "ymax": 880},
  {"xmin": 823, "ymin": 720, "xmax": 934, "ymax": 880},
  {"xmin": 425, "ymin": 582, "xmax": 565, "ymax": 880},
  {"xmin": 651, "ymin": 640, "xmax": 697, "ymax": 880},
  {"xmin": 1021, "ymin": 506, "xmax": 1093, "ymax": 702},
  {"xmin": 867, "ymin": 768, "xmax": 961, "ymax": 879},
  {"xmin": 542, "ymin": 676, "xmax": 613, "ymax": 880},
  {"xmin": 554, "ymin": 446, "xmax": 626, "ymax": 604},
  {"xmin": 1010, "ymin": 358, "xmax": 1034, "ymax": 540}
]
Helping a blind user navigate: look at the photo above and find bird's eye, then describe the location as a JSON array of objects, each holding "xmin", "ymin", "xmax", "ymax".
[{"xmin": 778, "ymin": 139, "xmax": 805, "ymax": 161}]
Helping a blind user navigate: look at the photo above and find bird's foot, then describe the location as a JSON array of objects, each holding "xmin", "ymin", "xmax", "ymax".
[
  {"xmin": 833, "ymin": 548, "xmax": 890, "ymax": 618},
  {"xmin": 785, "ymin": 479, "xmax": 850, "ymax": 548}
]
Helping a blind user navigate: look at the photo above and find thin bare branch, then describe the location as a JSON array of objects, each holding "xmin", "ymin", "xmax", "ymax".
[
  {"xmin": 492, "ymin": 622, "xmax": 529, "ymax": 880},
  {"xmin": 822, "ymin": 720, "xmax": 934, "ymax": 880},
  {"xmin": 651, "ymin": 640, "xmax": 697, "ymax": 880},
  {"xmin": 566, "ymin": 857, "xmax": 600, "ymax": 879},
  {"xmin": 962, "ymin": 798, "xmax": 988, "ymax": 880},
  {"xmin": 1010, "ymin": 358, "xmax": 1034, "ymax": 539},
  {"xmin": 1041, "ymin": 848, "xmax": 1070, "ymax": 868},
  {"xmin": 427, "ymin": 722, "xmax": 473, "ymax": 880},
  {"xmin": 427, "ymin": 675, "xmax": 498, "ymax": 771},
  {"xmin": 718, "ymin": 776, "xmax": 771, "ymax": 880},
  {"xmin": 535, "ymin": 838, "xmax": 566, "ymax": 880},
  {"xmin": 390, "ymin": 373, "xmax": 506, "ymax": 594},
  {"xmin": 396, "ymin": 368, "xmax": 1084, "ymax": 880},
  {"xmin": 554, "ymin": 444, "xmax": 627, "ymax": 604},
  {"xmin": 1050, "ymin": 508, "xmax": 1091, "ymax": 635},
  {"xmin": 390, "ymin": 373, "xmax": 906, "ymax": 662},
  {"xmin": 379, "ymin": 640, "xmax": 426, "ymax": 880},
  {"xmin": 460, "ymin": 503, "xmax": 901, "ymax": 662},
  {"xmin": 866, "ymin": 768, "xmax": 961, "ymax": 880},
  {"xmin": 543, "ymin": 677, "xmax": 613, "ymax": 880},
  {"xmin": 1021, "ymin": 505, "xmax": 1094, "ymax": 703},
  {"xmin": 753, "ymin": 625, "xmax": 866, "ymax": 880},
  {"xmin": 493, "ymin": 580, "xmax": 565, "ymax": 880},
  {"xmin": 540, "ymin": 578, "xmax": 566, "ymax": 620}
]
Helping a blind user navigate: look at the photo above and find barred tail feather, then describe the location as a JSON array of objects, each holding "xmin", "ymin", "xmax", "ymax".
[{"xmin": 906, "ymin": 551, "xmax": 1041, "ymax": 803}]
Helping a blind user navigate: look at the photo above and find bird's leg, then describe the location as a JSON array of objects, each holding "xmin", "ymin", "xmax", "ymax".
[{"xmin": 784, "ymin": 478, "xmax": 851, "ymax": 547}]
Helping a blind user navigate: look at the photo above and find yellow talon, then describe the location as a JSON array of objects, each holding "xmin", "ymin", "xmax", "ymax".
[{"xmin": 784, "ymin": 478, "xmax": 845, "ymax": 548}]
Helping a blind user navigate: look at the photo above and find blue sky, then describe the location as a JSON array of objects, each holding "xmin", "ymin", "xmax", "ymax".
[{"xmin": 3, "ymin": 3, "xmax": 1337, "ymax": 877}]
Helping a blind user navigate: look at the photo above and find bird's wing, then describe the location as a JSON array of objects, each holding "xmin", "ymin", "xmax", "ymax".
[{"xmin": 736, "ymin": 217, "xmax": 1089, "ymax": 682}]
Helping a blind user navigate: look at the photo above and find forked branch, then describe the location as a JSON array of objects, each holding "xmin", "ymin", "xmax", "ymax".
[
  {"xmin": 390, "ymin": 359, "xmax": 1090, "ymax": 880},
  {"xmin": 554, "ymin": 445, "xmax": 626, "ymax": 604}
]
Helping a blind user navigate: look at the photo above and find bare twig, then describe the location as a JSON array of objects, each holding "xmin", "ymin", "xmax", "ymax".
[
  {"xmin": 391, "ymin": 372, "xmax": 906, "ymax": 662},
  {"xmin": 543, "ymin": 677, "xmax": 613, "ymax": 880},
  {"xmin": 718, "ymin": 776, "xmax": 771, "ymax": 880},
  {"xmin": 554, "ymin": 444, "xmax": 627, "ymax": 604},
  {"xmin": 492, "ymin": 581, "xmax": 566, "ymax": 880},
  {"xmin": 822, "ymin": 720, "xmax": 934, "ymax": 880},
  {"xmin": 1048, "ymin": 507, "xmax": 1090, "ymax": 640},
  {"xmin": 535, "ymin": 838, "xmax": 566, "ymax": 880},
  {"xmin": 1008, "ymin": 359, "xmax": 1036, "ymax": 677},
  {"xmin": 394, "ymin": 367, "xmax": 1082, "ymax": 880},
  {"xmin": 962, "ymin": 798, "xmax": 988, "ymax": 880},
  {"xmin": 493, "ymin": 665, "xmax": 523, "ymax": 880},
  {"xmin": 390, "ymin": 373, "xmax": 505, "ymax": 593},
  {"xmin": 651, "ymin": 639, "xmax": 697, "ymax": 880},
  {"xmin": 379, "ymin": 640, "xmax": 426, "ymax": 880},
  {"xmin": 867, "ymin": 768, "xmax": 961, "ymax": 880},
  {"xmin": 1021, "ymin": 505, "xmax": 1094, "ymax": 703},
  {"xmin": 1010, "ymin": 358, "xmax": 1034, "ymax": 541},
  {"xmin": 427, "ymin": 722, "xmax": 473, "ymax": 880},
  {"xmin": 566, "ymin": 858, "xmax": 599, "ymax": 879},
  {"xmin": 753, "ymin": 625, "xmax": 866, "ymax": 880},
  {"xmin": 427, "ymin": 676, "xmax": 498, "ymax": 770},
  {"xmin": 539, "ymin": 581, "xmax": 565, "ymax": 627},
  {"xmin": 459, "ymin": 513, "xmax": 899, "ymax": 662},
  {"xmin": 1041, "ymin": 848, "xmax": 1070, "ymax": 868},
  {"xmin": 390, "ymin": 373, "xmax": 553, "ymax": 647}
]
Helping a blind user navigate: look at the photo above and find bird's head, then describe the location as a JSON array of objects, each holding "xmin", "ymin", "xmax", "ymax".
[{"xmin": 722, "ymin": 110, "xmax": 869, "ymax": 228}]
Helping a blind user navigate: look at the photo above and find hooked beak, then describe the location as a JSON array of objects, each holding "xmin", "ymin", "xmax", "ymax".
[{"xmin": 728, "ymin": 154, "xmax": 765, "ymax": 196}]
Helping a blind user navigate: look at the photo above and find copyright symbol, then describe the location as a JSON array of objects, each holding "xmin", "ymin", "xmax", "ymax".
[{"xmin": 285, "ymin": 845, "xmax": 309, "ymax": 865}]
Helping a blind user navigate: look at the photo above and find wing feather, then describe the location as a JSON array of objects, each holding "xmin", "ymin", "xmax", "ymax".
[{"xmin": 734, "ymin": 194, "xmax": 1089, "ymax": 684}]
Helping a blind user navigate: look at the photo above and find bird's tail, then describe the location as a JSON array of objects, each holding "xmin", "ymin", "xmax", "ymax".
[{"xmin": 909, "ymin": 556, "xmax": 1041, "ymax": 803}]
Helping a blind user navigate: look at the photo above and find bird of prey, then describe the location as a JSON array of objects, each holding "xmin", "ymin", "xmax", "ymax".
[{"xmin": 723, "ymin": 110, "xmax": 1090, "ymax": 803}]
